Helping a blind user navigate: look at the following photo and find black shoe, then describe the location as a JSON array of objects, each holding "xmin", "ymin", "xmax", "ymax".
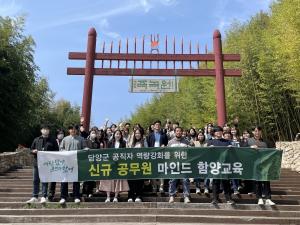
[{"xmin": 48, "ymin": 196, "xmax": 54, "ymax": 202}]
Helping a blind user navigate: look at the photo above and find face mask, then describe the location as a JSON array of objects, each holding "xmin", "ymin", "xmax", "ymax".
[
  {"xmin": 41, "ymin": 129, "xmax": 49, "ymax": 136},
  {"xmin": 57, "ymin": 134, "xmax": 64, "ymax": 140},
  {"xmin": 90, "ymin": 133, "xmax": 97, "ymax": 139}
]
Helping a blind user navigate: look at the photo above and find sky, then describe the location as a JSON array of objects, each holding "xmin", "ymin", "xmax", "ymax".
[{"xmin": 0, "ymin": 0, "xmax": 272, "ymax": 128}]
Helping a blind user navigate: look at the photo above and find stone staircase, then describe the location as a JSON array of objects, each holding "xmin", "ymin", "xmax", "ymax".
[{"xmin": 0, "ymin": 167, "xmax": 300, "ymax": 224}]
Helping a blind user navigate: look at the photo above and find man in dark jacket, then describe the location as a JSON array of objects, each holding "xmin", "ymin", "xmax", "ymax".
[
  {"xmin": 26, "ymin": 124, "xmax": 59, "ymax": 204},
  {"xmin": 147, "ymin": 120, "xmax": 168, "ymax": 192},
  {"xmin": 147, "ymin": 120, "xmax": 168, "ymax": 147},
  {"xmin": 207, "ymin": 126, "xmax": 235, "ymax": 205}
]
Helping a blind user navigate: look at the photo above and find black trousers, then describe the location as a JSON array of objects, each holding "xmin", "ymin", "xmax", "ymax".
[
  {"xmin": 243, "ymin": 180, "xmax": 256, "ymax": 193},
  {"xmin": 61, "ymin": 182, "xmax": 80, "ymax": 199},
  {"xmin": 82, "ymin": 181, "xmax": 96, "ymax": 195},
  {"xmin": 48, "ymin": 182, "xmax": 56, "ymax": 199},
  {"xmin": 256, "ymin": 181, "xmax": 271, "ymax": 199},
  {"xmin": 128, "ymin": 180, "xmax": 144, "ymax": 200},
  {"xmin": 212, "ymin": 179, "xmax": 231, "ymax": 201}
]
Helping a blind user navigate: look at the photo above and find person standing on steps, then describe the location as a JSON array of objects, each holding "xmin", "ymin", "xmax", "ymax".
[
  {"xmin": 59, "ymin": 124, "xmax": 85, "ymax": 205},
  {"xmin": 168, "ymin": 127, "xmax": 192, "ymax": 204},
  {"xmin": 128, "ymin": 127, "xmax": 148, "ymax": 203},
  {"xmin": 48, "ymin": 128, "xmax": 65, "ymax": 202},
  {"xmin": 248, "ymin": 125, "xmax": 276, "ymax": 206},
  {"xmin": 147, "ymin": 120, "xmax": 168, "ymax": 193},
  {"xmin": 26, "ymin": 124, "xmax": 59, "ymax": 204},
  {"xmin": 207, "ymin": 126, "xmax": 235, "ymax": 205},
  {"xmin": 98, "ymin": 130, "xmax": 129, "ymax": 203}
]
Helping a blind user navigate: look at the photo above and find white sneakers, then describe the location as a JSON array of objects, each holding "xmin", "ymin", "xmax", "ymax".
[
  {"xmin": 265, "ymin": 199, "xmax": 276, "ymax": 206},
  {"xmin": 135, "ymin": 197, "xmax": 142, "ymax": 202},
  {"xmin": 184, "ymin": 197, "xmax": 191, "ymax": 204},
  {"xmin": 233, "ymin": 190, "xmax": 240, "ymax": 195},
  {"xmin": 204, "ymin": 188, "xmax": 209, "ymax": 194},
  {"xmin": 26, "ymin": 197, "xmax": 48, "ymax": 204},
  {"xmin": 26, "ymin": 197, "xmax": 38, "ymax": 204},
  {"xmin": 258, "ymin": 198, "xmax": 276, "ymax": 205},
  {"xmin": 74, "ymin": 198, "xmax": 81, "ymax": 204},
  {"xmin": 59, "ymin": 198, "xmax": 66, "ymax": 205},
  {"xmin": 159, "ymin": 185, "xmax": 164, "ymax": 193},
  {"xmin": 169, "ymin": 196, "xmax": 175, "ymax": 203},
  {"xmin": 195, "ymin": 187, "xmax": 201, "ymax": 194},
  {"xmin": 40, "ymin": 197, "xmax": 48, "ymax": 204},
  {"xmin": 258, "ymin": 198, "xmax": 264, "ymax": 205},
  {"xmin": 105, "ymin": 197, "xmax": 122, "ymax": 203},
  {"xmin": 169, "ymin": 196, "xmax": 190, "ymax": 203},
  {"xmin": 128, "ymin": 198, "xmax": 142, "ymax": 202}
]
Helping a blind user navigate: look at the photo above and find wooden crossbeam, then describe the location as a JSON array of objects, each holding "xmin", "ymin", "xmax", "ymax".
[
  {"xmin": 67, "ymin": 68, "xmax": 241, "ymax": 77},
  {"xmin": 68, "ymin": 52, "xmax": 240, "ymax": 62},
  {"xmin": 71, "ymin": 28, "xmax": 241, "ymax": 130}
]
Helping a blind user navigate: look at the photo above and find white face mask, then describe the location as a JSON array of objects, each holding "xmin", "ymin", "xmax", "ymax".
[
  {"xmin": 41, "ymin": 129, "xmax": 49, "ymax": 136},
  {"xmin": 90, "ymin": 133, "xmax": 97, "ymax": 139},
  {"xmin": 57, "ymin": 134, "xmax": 64, "ymax": 140}
]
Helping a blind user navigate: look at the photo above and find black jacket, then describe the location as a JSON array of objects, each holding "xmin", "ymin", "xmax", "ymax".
[
  {"xmin": 207, "ymin": 138, "xmax": 231, "ymax": 147},
  {"xmin": 147, "ymin": 130, "xmax": 168, "ymax": 147},
  {"xmin": 31, "ymin": 136, "xmax": 59, "ymax": 166},
  {"xmin": 85, "ymin": 139, "xmax": 100, "ymax": 149}
]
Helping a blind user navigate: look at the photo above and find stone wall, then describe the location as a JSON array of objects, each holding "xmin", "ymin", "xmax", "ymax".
[
  {"xmin": 0, "ymin": 148, "xmax": 33, "ymax": 173},
  {"xmin": 276, "ymin": 141, "xmax": 300, "ymax": 173}
]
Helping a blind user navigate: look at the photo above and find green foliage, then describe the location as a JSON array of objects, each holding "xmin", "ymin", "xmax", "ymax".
[
  {"xmin": 130, "ymin": 0, "xmax": 300, "ymax": 141},
  {"xmin": 130, "ymin": 77, "xmax": 216, "ymax": 129},
  {"xmin": 0, "ymin": 16, "xmax": 80, "ymax": 151},
  {"xmin": 46, "ymin": 99, "xmax": 81, "ymax": 133}
]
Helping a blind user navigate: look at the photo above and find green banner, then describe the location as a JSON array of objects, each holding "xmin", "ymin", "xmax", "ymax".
[{"xmin": 77, "ymin": 147, "xmax": 282, "ymax": 181}]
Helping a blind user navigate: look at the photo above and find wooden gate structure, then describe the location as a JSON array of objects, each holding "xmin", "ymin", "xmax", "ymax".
[{"xmin": 67, "ymin": 28, "xmax": 241, "ymax": 130}]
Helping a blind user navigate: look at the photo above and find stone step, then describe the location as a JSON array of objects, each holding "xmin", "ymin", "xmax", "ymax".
[
  {"xmin": 2, "ymin": 192, "xmax": 300, "ymax": 200},
  {"xmin": 0, "ymin": 208, "xmax": 299, "ymax": 217},
  {"xmin": 0, "ymin": 176, "xmax": 32, "ymax": 179},
  {"xmin": 0, "ymin": 223, "xmax": 275, "ymax": 225},
  {"xmin": 0, "ymin": 167, "xmax": 299, "ymax": 224},
  {"xmin": 0, "ymin": 214, "xmax": 299, "ymax": 224},
  {"xmin": 0, "ymin": 185, "xmax": 298, "ymax": 193},
  {"xmin": 1, "ymin": 196, "xmax": 299, "ymax": 205},
  {"xmin": 1, "ymin": 187, "xmax": 299, "ymax": 195},
  {"xmin": 2, "ymin": 202, "xmax": 300, "ymax": 210}
]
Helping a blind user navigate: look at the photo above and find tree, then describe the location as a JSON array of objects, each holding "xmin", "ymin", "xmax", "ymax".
[
  {"xmin": 0, "ymin": 16, "xmax": 81, "ymax": 151},
  {"xmin": 46, "ymin": 99, "xmax": 81, "ymax": 133},
  {"xmin": 0, "ymin": 16, "xmax": 46, "ymax": 151}
]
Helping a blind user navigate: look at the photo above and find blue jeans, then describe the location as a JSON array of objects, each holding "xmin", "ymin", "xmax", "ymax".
[
  {"xmin": 194, "ymin": 178, "xmax": 211, "ymax": 189},
  {"xmin": 231, "ymin": 179, "xmax": 240, "ymax": 191},
  {"xmin": 169, "ymin": 179, "xmax": 190, "ymax": 197},
  {"xmin": 32, "ymin": 166, "xmax": 48, "ymax": 198}
]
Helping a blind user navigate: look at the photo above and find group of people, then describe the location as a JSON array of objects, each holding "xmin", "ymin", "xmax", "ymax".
[{"xmin": 26, "ymin": 119, "xmax": 276, "ymax": 206}]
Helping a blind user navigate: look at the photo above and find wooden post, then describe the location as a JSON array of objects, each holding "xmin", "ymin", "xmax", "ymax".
[
  {"xmin": 213, "ymin": 30, "xmax": 226, "ymax": 126},
  {"xmin": 82, "ymin": 28, "xmax": 96, "ymax": 131}
]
